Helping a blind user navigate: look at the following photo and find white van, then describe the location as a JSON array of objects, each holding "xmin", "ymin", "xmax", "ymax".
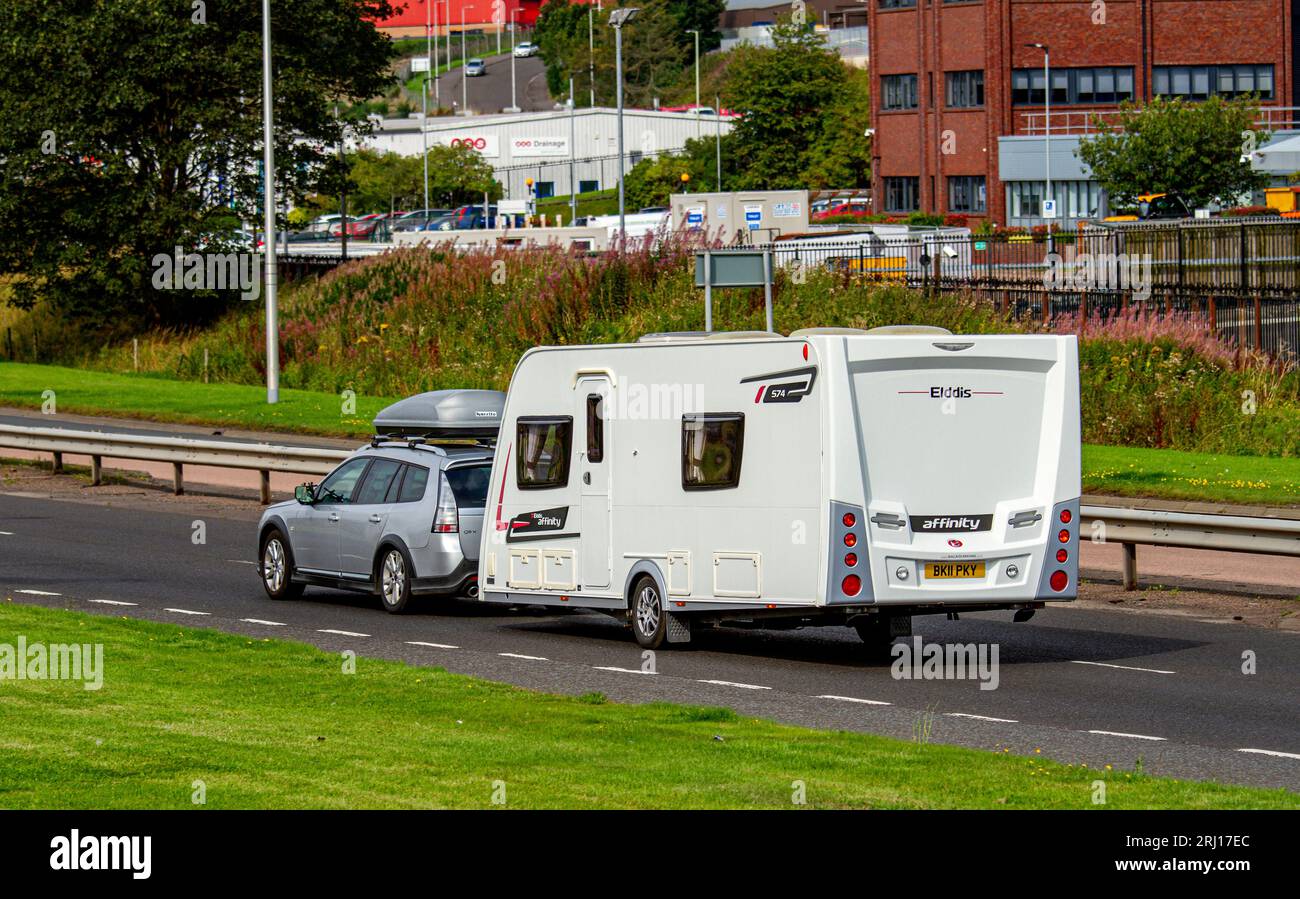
[{"xmin": 476, "ymin": 327, "xmax": 1081, "ymax": 649}]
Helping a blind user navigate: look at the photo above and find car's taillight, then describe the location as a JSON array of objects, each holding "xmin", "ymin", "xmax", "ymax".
[{"xmin": 432, "ymin": 471, "xmax": 459, "ymax": 533}]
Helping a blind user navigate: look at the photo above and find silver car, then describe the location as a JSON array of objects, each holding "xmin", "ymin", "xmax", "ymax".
[{"xmin": 257, "ymin": 441, "xmax": 494, "ymax": 613}]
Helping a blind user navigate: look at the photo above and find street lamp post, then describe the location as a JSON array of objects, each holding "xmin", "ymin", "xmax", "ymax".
[
  {"xmin": 609, "ymin": 7, "xmax": 639, "ymax": 241},
  {"xmin": 715, "ymin": 93, "xmax": 722, "ymax": 190},
  {"xmin": 1026, "ymin": 42, "xmax": 1052, "ymax": 242},
  {"xmin": 688, "ymin": 29, "xmax": 700, "ymax": 138},
  {"xmin": 462, "ymin": 6, "xmax": 475, "ymax": 116},
  {"xmin": 569, "ymin": 77, "xmax": 577, "ymax": 225},
  {"xmin": 260, "ymin": 0, "xmax": 278, "ymax": 404},
  {"xmin": 506, "ymin": 9, "xmax": 520, "ymax": 113},
  {"xmin": 588, "ymin": 5, "xmax": 596, "ymax": 107}
]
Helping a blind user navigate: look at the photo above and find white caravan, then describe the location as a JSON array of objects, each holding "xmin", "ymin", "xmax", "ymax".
[{"xmin": 476, "ymin": 327, "xmax": 1081, "ymax": 649}]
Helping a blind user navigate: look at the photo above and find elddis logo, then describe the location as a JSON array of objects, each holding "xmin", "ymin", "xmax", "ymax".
[{"xmin": 929, "ymin": 386, "xmax": 972, "ymax": 398}]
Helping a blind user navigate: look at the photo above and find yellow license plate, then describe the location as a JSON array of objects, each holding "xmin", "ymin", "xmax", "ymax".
[{"xmin": 925, "ymin": 562, "xmax": 985, "ymax": 579}]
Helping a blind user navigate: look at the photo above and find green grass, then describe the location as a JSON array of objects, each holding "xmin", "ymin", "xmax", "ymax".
[
  {"xmin": 537, "ymin": 188, "xmax": 621, "ymax": 220},
  {"xmin": 1083, "ymin": 443, "xmax": 1300, "ymax": 507},
  {"xmin": 3, "ymin": 361, "xmax": 1298, "ymax": 505},
  {"xmin": 0, "ymin": 361, "xmax": 394, "ymax": 438},
  {"xmin": 1, "ymin": 604, "xmax": 1292, "ymax": 809}
]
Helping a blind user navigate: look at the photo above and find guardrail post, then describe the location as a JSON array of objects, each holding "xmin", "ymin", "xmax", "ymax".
[
  {"xmin": 260, "ymin": 470, "xmax": 272, "ymax": 505},
  {"xmin": 91, "ymin": 456, "xmax": 102, "ymax": 486},
  {"xmin": 172, "ymin": 462, "xmax": 184, "ymax": 496},
  {"xmin": 1122, "ymin": 542, "xmax": 1138, "ymax": 591},
  {"xmin": 51, "ymin": 451, "xmax": 63, "ymax": 474}
]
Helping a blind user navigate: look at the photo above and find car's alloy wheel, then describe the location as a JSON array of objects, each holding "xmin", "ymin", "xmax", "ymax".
[
  {"xmin": 259, "ymin": 530, "xmax": 303, "ymax": 600},
  {"xmin": 380, "ymin": 548, "xmax": 412, "ymax": 613}
]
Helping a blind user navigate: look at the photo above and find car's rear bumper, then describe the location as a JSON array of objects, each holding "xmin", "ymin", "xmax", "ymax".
[{"xmin": 411, "ymin": 558, "xmax": 477, "ymax": 596}]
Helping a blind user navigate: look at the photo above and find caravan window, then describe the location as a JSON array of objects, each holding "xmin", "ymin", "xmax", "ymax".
[
  {"xmin": 681, "ymin": 414, "xmax": 745, "ymax": 490},
  {"xmin": 586, "ymin": 395, "xmax": 604, "ymax": 464},
  {"xmin": 517, "ymin": 416, "xmax": 573, "ymax": 489}
]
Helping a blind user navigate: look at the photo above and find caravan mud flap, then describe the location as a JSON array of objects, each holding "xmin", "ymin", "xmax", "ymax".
[{"xmin": 666, "ymin": 612, "xmax": 692, "ymax": 644}]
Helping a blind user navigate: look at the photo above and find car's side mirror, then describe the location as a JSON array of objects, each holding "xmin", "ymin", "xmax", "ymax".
[{"xmin": 295, "ymin": 484, "xmax": 317, "ymax": 505}]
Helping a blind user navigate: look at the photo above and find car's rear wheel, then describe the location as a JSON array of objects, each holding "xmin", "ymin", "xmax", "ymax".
[
  {"xmin": 260, "ymin": 530, "xmax": 304, "ymax": 601},
  {"xmin": 378, "ymin": 546, "xmax": 414, "ymax": 614},
  {"xmin": 630, "ymin": 575, "xmax": 667, "ymax": 649}
]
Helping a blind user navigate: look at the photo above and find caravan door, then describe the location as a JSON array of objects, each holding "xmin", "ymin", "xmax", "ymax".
[{"xmin": 576, "ymin": 376, "xmax": 612, "ymax": 590}]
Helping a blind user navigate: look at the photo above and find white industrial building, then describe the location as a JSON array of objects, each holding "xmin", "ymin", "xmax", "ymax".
[{"xmin": 355, "ymin": 107, "xmax": 736, "ymax": 200}]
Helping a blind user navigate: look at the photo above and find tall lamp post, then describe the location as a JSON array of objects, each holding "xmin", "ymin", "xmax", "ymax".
[
  {"xmin": 260, "ymin": 0, "xmax": 278, "ymax": 404},
  {"xmin": 1026, "ymin": 42, "xmax": 1052, "ymax": 243},
  {"xmin": 609, "ymin": 7, "xmax": 639, "ymax": 241},
  {"xmin": 588, "ymin": 5, "xmax": 596, "ymax": 107},
  {"xmin": 461, "ymin": 5, "xmax": 476, "ymax": 116},
  {"xmin": 687, "ymin": 29, "xmax": 700, "ymax": 138},
  {"xmin": 505, "ymin": 8, "xmax": 520, "ymax": 113}
]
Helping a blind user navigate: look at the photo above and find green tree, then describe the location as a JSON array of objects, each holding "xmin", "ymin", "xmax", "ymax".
[
  {"xmin": 624, "ymin": 151, "xmax": 708, "ymax": 209},
  {"xmin": 721, "ymin": 19, "xmax": 865, "ymax": 190},
  {"xmin": 424, "ymin": 143, "xmax": 503, "ymax": 207},
  {"xmin": 665, "ymin": 0, "xmax": 726, "ymax": 53},
  {"xmin": 1076, "ymin": 96, "xmax": 1269, "ymax": 209},
  {"xmin": 0, "ymin": 0, "xmax": 396, "ymax": 341}
]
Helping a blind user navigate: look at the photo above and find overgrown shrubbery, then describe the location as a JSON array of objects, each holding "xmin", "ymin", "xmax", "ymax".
[{"xmin": 74, "ymin": 238, "xmax": 1300, "ymax": 457}]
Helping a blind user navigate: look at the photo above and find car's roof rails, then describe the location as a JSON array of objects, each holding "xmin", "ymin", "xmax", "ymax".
[{"xmin": 369, "ymin": 434, "xmax": 448, "ymax": 455}]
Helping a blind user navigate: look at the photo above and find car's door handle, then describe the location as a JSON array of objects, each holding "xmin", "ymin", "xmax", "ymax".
[
  {"xmin": 368, "ymin": 514, "xmax": 383, "ymax": 524},
  {"xmin": 328, "ymin": 513, "xmax": 340, "ymax": 522}
]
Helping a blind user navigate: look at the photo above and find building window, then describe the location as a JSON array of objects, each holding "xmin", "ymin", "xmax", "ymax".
[
  {"xmin": 1154, "ymin": 65, "xmax": 1274, "ymax": 101},
  {"xmin": 1012, "ymin": 67, "xmax": 1134, "ymax": 105},
  {"xmin": 535, "ymin": 181, "xmax": 555, "ymax": 199},
  {"xmin": 881, "ymin": 74, "xmax": 919, "ymax": 110},
  {"xmin": 948, "ymin": 176, "xmax": 986, "ymax": 213},
  {"xmin": 1005, "ymin": 181, "xmax": 1101, "ymax": 221},
  {"xmin": 681, "ymin": 414, "xmax": 745, "ymax": 490},
  {"xmin": 516, "ymin": 416, "xmax": 573, "ymax": 489},
  {"xmin": 878, "ymin": 0, "xmax": 917, "ymax": 8},
  {"xmin": 579, "ymin": 179, "xmax": 599, "ymax": 193},
  {"xmin": 884, "ymin": 176, "xmax": 920, "ymax": 213},
  {"xmin": 945, "ymin": 70, "xmax": 985, "ymax": 108}
]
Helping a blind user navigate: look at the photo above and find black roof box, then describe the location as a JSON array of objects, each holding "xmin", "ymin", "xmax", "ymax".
[{"xmin": 372, "ymin": 389, "xmax": 505, "ymax": 439}]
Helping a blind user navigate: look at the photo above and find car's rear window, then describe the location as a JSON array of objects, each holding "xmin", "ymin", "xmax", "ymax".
[{"xmin": 445, "ymin": 465, "xmax": 492, "ymax": 508}]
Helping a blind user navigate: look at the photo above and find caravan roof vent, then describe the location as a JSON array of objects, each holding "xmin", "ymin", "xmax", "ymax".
[
  {"xmin": 789, "ymin": 327, "xmax": 872, "ymax": 337},
  {"xmin": 638, "ymin": 331, "xmax": 712, "ymax": 343},
  {"xmin": 372, "ymin": 389, "xmax": 506, "ymax": 439},
  {"xmin": 865, "ymin": 325, "xmax": 954, "ymax": 336},
  {"xmin": 703, "ymin": 330, "xmax": 785, "ymax": 341}
]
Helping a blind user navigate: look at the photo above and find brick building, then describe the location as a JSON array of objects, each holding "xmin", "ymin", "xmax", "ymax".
[{"xmin": 867, "ymin": 0, "xmax": 1298, "ymax": 226}]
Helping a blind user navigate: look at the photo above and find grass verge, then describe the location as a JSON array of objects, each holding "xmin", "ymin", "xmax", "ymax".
[
  {"xmin": 3, "ymin": 362, "xmax": 1298, "ymax": 506},
  {"xmin": 1, "ymin": 604, "xmax": 1294, "ymax": 809}
]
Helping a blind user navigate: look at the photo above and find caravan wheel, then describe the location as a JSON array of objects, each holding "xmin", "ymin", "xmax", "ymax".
[{"xmin": 630, "ymin": 575, "xmax": 667, "ymax": 649}]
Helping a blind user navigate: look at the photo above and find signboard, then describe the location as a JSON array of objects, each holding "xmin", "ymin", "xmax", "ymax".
[
  {"xmin": 744, "ymin": 204, "xmax": 763, "ymax": 231},
  {"xmin": 436, "ymin": 134, "xmax": 500, "ymax": 158},
  {"xmin": 694, "ymin": 251, "xmax": 769, "ymax": 288},
  {"xmin": 715, "ymin": 205, "xmax": 727, "ymax": 219},
  {"xmin": 1042, "ymin": 199, "xmax": 1057, "ymax": 219},
  {"xmin": 510, "ymin": 136, "xmax": 569, "ymax": 157},
  {"xmin": 686, "ymin": 206, "xmax": 705, "ymax": 229},
  {"xmin": 411, "ymin": 57, "xmax": 431, "ymax": 73},
  {"xmin": 772, "ymin": 202, "xmax": 802, "ymax": 218}
]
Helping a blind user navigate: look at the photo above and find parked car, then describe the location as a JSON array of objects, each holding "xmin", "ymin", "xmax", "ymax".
[
  {"xmin": 813, "ymin": 199, "xmax": 871, "ymax": 220},
  {"xmin": 465, "ymin": 58, "xmax": 486, "ymax": 77},
  {"xmin": 393, "ymin": 208, "xmax": 452, "ymax": 232},
  {"xmin": 257, "ymin": 390, "xmax": 505, "ymax": 613},
  {"xmin": 343, "ymin": 213, "xmax": 387, "ymax": 239},
  {"xmin": 513, "ymin": 41, "xmax": 538, "ymax": 58}
]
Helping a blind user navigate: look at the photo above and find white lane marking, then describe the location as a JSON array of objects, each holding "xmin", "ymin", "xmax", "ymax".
[
  {"xmin": 164, "ymin": 608, "xmax": 211, "ymax": 616},
  {"xmin": 818, "ymin": 694, "xmax": 891, "ymax": 706},
  {"xmin": 946, "ymin": 712, "xmax": 1019, "ymax": 723},
  {"xmin": 17, "ymin": 588, "xmax": 61, "ymax": 596},
  {"xmin": 1237, "ymin": 747, "xmax": 1300, "ymax": 760},
  {"xmin": 593, "ymin": 666, "xmax": 655, "ymax": 675},
  {"xmin": 407, "ymin": 641, "xmax": 459, "ymax": 650},
  {"xmin": 0, "ymin": 530, "xmax": 14, "ymax": 535},
  {"xmin": 227, "ymin": 560, "xmax": 257, "ymax": 566},
  {"xmin": 698, "ymin": 679, "xmax": 771, "ymax": 691},
  {"xmin": 241, "ymin": 618, "xmax": 286, "ymax": 626},
  {"xmin": 89, "ymin": 599, "xmax": 136, "ymax": 606},
  {"xmin": 319, "ymin": 629, "xmax": 369, "ymax": 638},
  {"xmin": 1071, "ymin": 660, "xmax": 1176, "ymax": 675},
  {"xmin": 499, "ymin": 652, "xmax": 548, "ymax": 661},
  {"xmin": 1086, "ymin": 730, "xmax": 1167, "ymax": 742}
]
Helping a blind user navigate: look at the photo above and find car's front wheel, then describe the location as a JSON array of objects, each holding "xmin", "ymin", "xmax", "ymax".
[
  {"xmin": 377, "ymin": 546, "xmax": 414, "ymax": 614},
  {"xmin": 260, "ymin": 529, "xmax": 304, "ymax": 601}
]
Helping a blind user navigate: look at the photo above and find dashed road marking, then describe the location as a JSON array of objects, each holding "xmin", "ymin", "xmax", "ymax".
[
  {"xmin": 1237, "ymin": 747, "xmax": 1300, "ymax": 760},
  {"xmin": 1071, "ymin": 660, "xmax": 1176, "ymax": 675},
  {"xmin": 593, "ymin": 666, "xmax": 654, "ymax": 675},
  {"xmin": 407, "ymin": 641, "xmax": 459, "ymax": 650},
  {"xmin": 818, "ymin": 694, "xmax": 891, "ymax": 706},
  {"xmin": 319, "ymin": 629, "xmax": 369, "ymax": 638},
  {"xmin": 241, "ymin": 618, "xmax": 286, "ymax": 626},
  {"xmin": 164, "ymin": 608, "xmax": 210, "ymax": 616},
  {"xmin": 499, "ymin": 652, "xmax": 548, "ymax": 661},
  {"xmin": 946, "ymin": 712, "xmax": 1019, "ymax": 723},
  {"xmin": 16, "ymin": 589, "xmax": 61, "ymax": 596},
  {"xmin": 1086, "ymin": 730, "xmax": 1167, "ymax": 742},
  {"xmin": 0, "ymin": 530, "xmax": 14, "ymax": 536},
  {"xmin": 698, "ymin": 679, "xmax": 771, "ymax": 690},
  {"xmin": 89, "ymin": 599, "xmax": 136, "ymax": 606},
  {"xmin": 227, "ymin": 560, "xmax": 257, "ymax": 566}
]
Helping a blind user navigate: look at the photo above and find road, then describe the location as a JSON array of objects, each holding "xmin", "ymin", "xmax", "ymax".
[
  {"xmin": 1, "ymin": 489, "xmax": 1297, "ymax": 791},
  {"xmin": 435, "ymin": 52, "xmax": 554, "ymax": 116}
]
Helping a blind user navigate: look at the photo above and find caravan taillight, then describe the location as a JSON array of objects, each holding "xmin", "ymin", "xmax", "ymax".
[
  {"xmin": 842, "ymin": 512, "xmax": 856, "ymax": 528},
  {"xmin": 1049, "ymin": 571, "xmax": 1068, "ymax": 592},
  {"xmin": 841, "ymin": 575, "xmax": 861, "ymax": 597},
  {"xmin": 432, "ymin": 471, "xmax": 459, "ymax": 533},
  {"xmin": 843, "ymin": 532, "xmax": 857, "ymax": 547},
  {"xmin": 1057, "ymin": 529, "xmax": 1070, "ymax": 544},
  {"xmin": 1059, "ymin": 509, "xmax": 1073, "ymax": 524},
  {"xmin": 844, "ymin": 552, "xmax": 858, "ymax": 568},
  {"xmin": 1056, "ymin": 548, "xmax": 1068, "ymax": 563}
]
